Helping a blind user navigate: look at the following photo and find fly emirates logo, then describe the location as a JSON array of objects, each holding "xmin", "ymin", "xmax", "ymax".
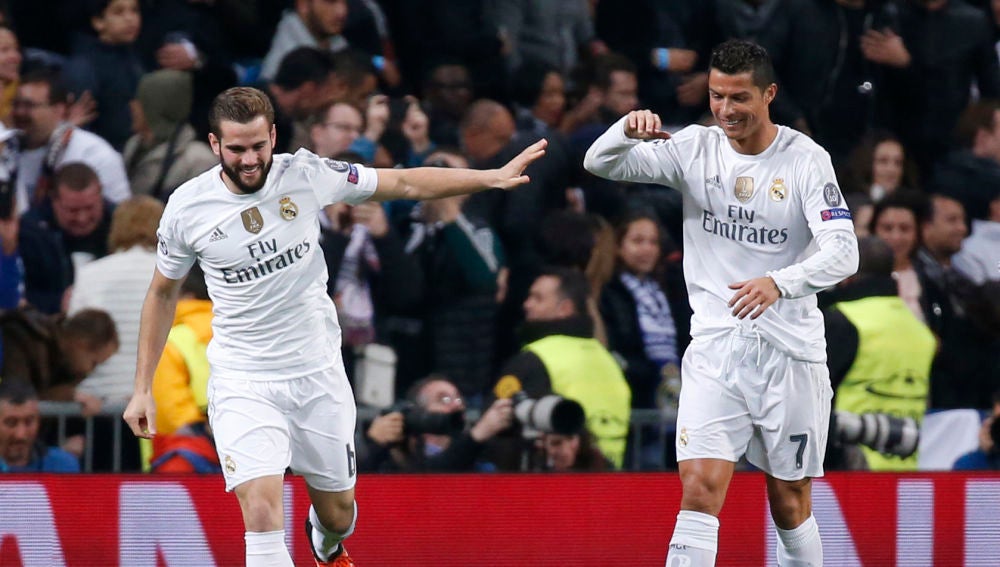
[
  {"xmin": 221, "ymin": 237, "xmax": 311, "ymax": 284},
  {"xmin": 702, "ymin": 205, "xmax": 788, "ymax": 245}
]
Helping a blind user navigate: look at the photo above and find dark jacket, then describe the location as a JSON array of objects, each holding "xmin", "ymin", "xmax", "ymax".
[
  {"xmin": 929, "ymin": 150, "xmax": 1000, "ymax": 223},
  {"xmin": 0, "ymin": 308, "xmax": 79, "ymax": 401},
  {"xmin": 913, "ymin": 248, "xmax": 1000, "ymax": 409},
  {"xmin": 63, "ymin": 33, "xmax": 145, "ymax": 151},
  {"xmin": 599, "ymin": 267, "xmax": 691, "ymax": 409}
]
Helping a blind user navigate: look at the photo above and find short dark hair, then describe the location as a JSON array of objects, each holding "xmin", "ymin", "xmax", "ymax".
[
  {"xmin": 510, "ymin": 60, "xmax": 559, "ymax": 109},
  {"xmin": 53, "ymin": 162, "xmax": 100, "ymax": 193},
  {"xmin": 0, "ymin": 379, "xmax": 38, "ymax": 405},
  {"xmin": 20, "ymin": 68, "xmax": 70, "ymax": 105},
  {"xmin": 538, "ymin": 266, "xmax": 590, "ymax": 317},
  {"xmin": 272, "ymin": 46, "xmax": 336, "ymax": 90},
  {"xmin": 593, "ymin": 52, "xmax": 636, "ymax": 91},
  {"xmin": 709, "ymin": 39, "xmax": 776, "ymax": 90},
  {"xmin": 331, "ymin": 48, "xmax": 376, "ymax": 89},
  {"xmin": 63, "ymin": 308, "xmax": 118, "ymax": 350},
  {"xmin": 953, "ymin": 100, "xmax": 1000, "ymax": 149},
  {"xmin": 856, "ymin": 236, "xmax": 895, "ymax": 278},
  {"xmin": 538, "ymin": 211, "xmax": 594, "ymax": 271},
  {"xmin": 86, "ymin": 0, "xmax": 113, "ymax": 19},
  {"xmin": 181, "ymin": 263, "xmax": 210, "ymax": 300},
  {"xmin": 869, "ymin": 190, "xmax": 930, "ymax": 236},
  {"xmin": 209, "ymin": 87, "xmax": 275, "ymax": 137}
]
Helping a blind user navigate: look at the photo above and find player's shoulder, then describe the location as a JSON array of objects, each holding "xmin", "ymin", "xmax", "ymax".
[
  {"xmin": 778, "ymin": 126, "xmax": 831, "ymax": 162},
  {"xmin": 282, "ymin": 147, "xmax": 358, "ymax": 179}
]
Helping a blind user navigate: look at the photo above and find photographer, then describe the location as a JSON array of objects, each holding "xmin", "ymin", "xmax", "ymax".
[{"xmin": 358, "ymin": 375, "xmax": 513, "ymax": 472}]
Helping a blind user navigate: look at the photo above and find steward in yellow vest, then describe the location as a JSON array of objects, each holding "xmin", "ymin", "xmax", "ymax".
[
  {"xmin": 824, "ymin": 237, "xmax": 935, "ymax": 471},
  {"xmin": 494, "ymin": 268, "xmax": 631, "ymax": 468}
]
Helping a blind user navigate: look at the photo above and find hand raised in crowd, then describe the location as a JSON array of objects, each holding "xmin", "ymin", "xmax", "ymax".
[
  {"xmin": 860, "ymin": 29, "xmax": 911, "ymax": 68},
  {"xmin": 364, "ymin": 94, "xmax": 391, "ymax": 142},
  {"xmin": 492, "ymin": 138, "xmax": 548, "ymax": 190},
  {"xmin": 652, "ymin": 48, "xmax": 697, "ymax": 73},
  {"xmin": 624, "ymin": 110, "xmax": 672, "ymax": 141},
  {"xmin": 67, "ymin": 90, "xmax": 97, "ymax": 128},
  {"xmin": 728, "ymin": 276, "xmax": 782, "ymax": 320},
  {"xmin": 123, "ymin": 391, "xmax": 157, "ymax": 439},
  {"xmin": 470, "ymin": 397, "xmax": 514, "ymax": 442},
  {"xmin": 367, "ymin": 411, "xmax": 405, "ymax": 446},
  {"xmin": 351, "ymin": 201, "xmax": 390, "ymax": 238}
]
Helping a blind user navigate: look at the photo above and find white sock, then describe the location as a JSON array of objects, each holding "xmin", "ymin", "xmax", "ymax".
[
  {"xmin": 665, "ymin": 510, "xmax": 719, "ymax": 567},
  {"xmin": 776, "ymin": 514, "xmax": 823, "ymax": 567},
  {"xmin": 309, "ymin": 502, "xmax": 357, "ymax": 561},
  {"xmin": 245, "ymin": 530, "xmax": 293, "ymax": 567}
]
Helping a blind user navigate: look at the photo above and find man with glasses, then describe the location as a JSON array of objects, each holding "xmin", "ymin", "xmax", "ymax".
[
  {"xmin": 358, "ymin": 374, "xmax": 514, "ymax": 472},
  {"xmin": 11, "ymin": 68, "xmax": 129, "ymax": 214},
  {"xmin": 308, "ymin": 101, "xmax": 364, "ymax": 158}
]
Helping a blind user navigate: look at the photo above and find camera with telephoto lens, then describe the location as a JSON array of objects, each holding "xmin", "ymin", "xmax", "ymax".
[
  {"xmin": 833, "ymin": 410, "xmax": 920, "ymax": 458},
  {"xmin": 382, "ymin": 401, "xmax": 465, "ymax": 435},
  {"xmin": 511, "ymin": 391, "xmax": 585, "ymax": 436}
]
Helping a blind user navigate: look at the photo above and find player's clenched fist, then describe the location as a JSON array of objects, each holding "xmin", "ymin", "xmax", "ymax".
[{"xmin": 624, "ymin": 110, "xmax": 672, "ymax": 141}]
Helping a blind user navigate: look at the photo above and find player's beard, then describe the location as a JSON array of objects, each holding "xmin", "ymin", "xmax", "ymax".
[{"xmin": 220, "ymin": 157, "xmax": 272, "ymax": 194}]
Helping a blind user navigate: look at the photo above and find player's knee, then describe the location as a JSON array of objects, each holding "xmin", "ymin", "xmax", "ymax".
[
  {"xmin": 679, "ymin": 471, "xmax": 726, "ymax": 514},
  {"xmin": 240, "ymin": 497, "xmax": 283, "ymax": 532},
  {"xmin": 315, "ymin": 499, "xmax": 355, "ymax": 534}
]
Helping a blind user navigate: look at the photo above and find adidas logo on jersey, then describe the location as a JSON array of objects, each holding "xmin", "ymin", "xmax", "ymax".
[{"xmin": 209, "ymin": 227, "xmax": 228, "ymax": 242}]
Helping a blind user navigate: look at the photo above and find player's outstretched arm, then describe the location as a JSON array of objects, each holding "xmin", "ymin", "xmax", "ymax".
[
  {"xmin": 369, "ymin": 139, "xmax": 547, "ymax": 201},
  {"xmin": 123, "ymin": 268, "xmax": 184, "ymax": 439}
]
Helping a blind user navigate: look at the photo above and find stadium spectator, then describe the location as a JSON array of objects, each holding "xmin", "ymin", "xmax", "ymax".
[
  {"xmin": 489, "ymin": 0, "xmax": 606, "ymax": 75},
  {"xmin": 11, "ymin": 68, "xmax": 130, "ymax": 213},
  {"xmin": 123, "ymin": 69, "xmax": 216, "ymax": 200},
  {"xmin": 421, "ymin": 62, "xmax": 474, "ymax": 148},
  {"xmin": 844, "ymin": 130, "xmax": 921, "ymax": 202},
  {"xmin": 358, "ymin": 374, "xmax": 513, "ymax": 472},
  {"xmin": 915, "ymin": 195, "xmax": 1000, "ymax": 409},
  {"xmin": 493, "ymin": 266, "xmax": 631, "ymax": 468},
  {"xmin": 260, "ymin": 0, "xmax": 350, "ymax": 82},
  {"xmin": 870, "ymin": 0, "xmax": 1000, "ymax": 173},
  {"xmin": 930, "ymin": 100, "xmax": 1000, "ymax": 224},
  {"xmin": 308, "ymin": 101, "xmax": 364, "ymax": 158},
  {"xmin": 0, "ymin": 380, "xmax": 80, "ymax": 473},
  {"xmin": 263, "ymin": 46, "xmax": 338, "ymax": 153},
  {"xmin": 0, "ymin": 306, "xmax": 117, "ymax": 405},
  {"xmin": 953, "ymin": 188, "xmax": 1000, "ymax": 284},
  {"xmin": 147, "ymin": 264, "xmax": 218, "ymax": 474},
  {"xmin": 536, "ymin": 429, "xmax": 612, "ymax": 472},
  {"xmin": 870, "ymin": 190, "xmax": 928, "ymax": 321},
  {"xmin": 825, "ymin": 236, "xmax": 935, "ymax": 471},
  {"xmin": 68, "ymin": 195, "xmax": 163, "ymax": 406},
  {"xmin": 62, "ymin": 0, "xmax": 144, "ymax": 151},
  {"xmin": 0, "ymin": 24, "xmax": 22, "ymax": 125},
  {"xmin": 845, "ymin": 192, "xmax": 874, "ymax": 239}
]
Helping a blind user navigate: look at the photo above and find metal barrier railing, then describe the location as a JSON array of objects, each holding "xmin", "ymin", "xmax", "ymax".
[{"xmin": 39, "ymin": 402, "xmax": 673, "ymax": 473}]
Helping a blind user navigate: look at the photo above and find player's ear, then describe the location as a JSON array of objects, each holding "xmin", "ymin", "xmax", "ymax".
[{"xmin": 208, "ymin": 133, "xmax": 221, "ymax": 156}]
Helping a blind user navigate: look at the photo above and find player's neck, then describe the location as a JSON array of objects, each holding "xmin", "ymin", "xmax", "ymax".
[
  {"xmin": 728, "ymin": 122, "xmax": 778, "ymax": 156},
  {"xmin": 220, "ymin": 171, "xmax": 252, "ymax": 196}
]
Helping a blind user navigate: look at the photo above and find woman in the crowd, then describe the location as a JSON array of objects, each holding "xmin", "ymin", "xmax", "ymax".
[
  {"xmin": 845, "ymin": 130, "xmax": 920, "ymax": 202},
  {"xmin": 869, "ymin": 191, "xmax": 929, "ymax": 322},
  {"xmin": 0, "ymin": 25, "xmax": 22, "ymax": 125}
]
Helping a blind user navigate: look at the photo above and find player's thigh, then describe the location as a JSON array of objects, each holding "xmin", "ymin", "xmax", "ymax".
[
  {"xmin": 208, "ymin": 378, "xmax": 293, "ymax": 492},
  {"xmin": 287, "ymin": 367, "xmax": 358, "ymax": 492},
  {"xmin": 676, "ymin": 337, "xmax": 754, "ymax": 463},
  {"xmin": 747, "ymin": 359, "xmax": 833, "ymax": 480},
  {"xmin": 233, "ymin": 474, "xmax": 286, "ymax": 532}
]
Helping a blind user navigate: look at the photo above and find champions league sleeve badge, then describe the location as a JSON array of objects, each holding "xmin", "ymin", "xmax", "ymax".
[
  {"xmin": 823, "ymin": 182, "xmax": 842, "ymax": 207},
  {"xmin": 279, "ymin": 196, "xmax": 299, "ymax": 221}
]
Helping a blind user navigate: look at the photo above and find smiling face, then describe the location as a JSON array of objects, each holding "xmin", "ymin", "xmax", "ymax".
[
  {"xmin": 618, "ymin": 218, "xmax": 660, "ymax": 277},
  {"xmin": 0, "ymin": 28, "xmax": 22, "ymax": 83},
  {"xmin": 708, "ymin": 68, "xmax": 776, "ymax": 153},
  {"xmin": 209, "ymin": 116, "xmax": 276, "ymax": 194},
  {"xmin": 874, "ymin": 206, "xmax": 918, "ymax": 267},
  {"xmin": 872, "ymin": 140, "xmax": 905, "ymax": 193}
]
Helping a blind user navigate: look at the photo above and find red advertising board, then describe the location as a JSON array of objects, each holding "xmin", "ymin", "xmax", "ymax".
[{"xmin": 1, "ymin": 472, "xmax": 998, "ymax": 566}]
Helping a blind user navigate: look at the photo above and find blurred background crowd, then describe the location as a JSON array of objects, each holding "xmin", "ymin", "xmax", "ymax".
[{"xmin": 0, "ymin": 0, "xmax": 998, "ymax": 477}]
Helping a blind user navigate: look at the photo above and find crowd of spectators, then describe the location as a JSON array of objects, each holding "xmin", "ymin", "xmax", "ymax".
[{"xmin": 0, "ymin": 0, "xmax": 998, "ymax": 473}]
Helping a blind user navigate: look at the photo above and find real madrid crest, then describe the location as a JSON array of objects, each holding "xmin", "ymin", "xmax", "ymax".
[
  {"xmin": 769, "ymin": 178, "xmax": 786, "ymax": 202},
  {"xmin": 734, "ymin": 176, "xmax": 754, "ymax": 203},
  {"xmin": 679, "ymin": 427, "xmax": 689, "ymax": 448},
  {"xmin": 279, "ymin": 196, "xmax": 298, "ymax": 221}
]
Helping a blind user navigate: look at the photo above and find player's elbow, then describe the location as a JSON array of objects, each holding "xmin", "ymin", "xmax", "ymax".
[
  {"xmin": 582, "ymin": 148, "xmax": 609, "ymax": 179},
  {"xmin": 832, "ymin": 231, "xmax": 861, "ymax": 281}
]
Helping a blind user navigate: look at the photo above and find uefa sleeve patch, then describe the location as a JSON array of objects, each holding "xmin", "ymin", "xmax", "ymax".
[
  {"xmin": 820, "ymin": 208, "xmax": 852, "ymax": 221},
  {"xmin": 347, "ymin": 164, "xmax": 359, "ymax": 184}
]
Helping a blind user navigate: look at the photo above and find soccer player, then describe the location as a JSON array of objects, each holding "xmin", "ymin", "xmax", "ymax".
[
  {"xmin": 123, "ymin": 86, "xmax": 546, "ymax": 567},
  {"xmin": 584, "ymin": 39, "xmax": 859, "ymax": 567}
]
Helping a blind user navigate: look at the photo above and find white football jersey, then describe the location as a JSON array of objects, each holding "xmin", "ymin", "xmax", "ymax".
[
  {"xmin": 156, "ymin": 149, "xmax": 377, "ymax": 377},
  {"xmin": 585, "ymin": 118, "xmax": 858, "ymax": 362}
]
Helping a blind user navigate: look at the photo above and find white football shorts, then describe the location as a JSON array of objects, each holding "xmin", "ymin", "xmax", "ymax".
[
  {"xmin": 207, "ymin": 365, "xmax": 358, "ymax": 492},
  {"xmin": 675, "ymin": 330, "xmax": 833, "ymax": 480}
]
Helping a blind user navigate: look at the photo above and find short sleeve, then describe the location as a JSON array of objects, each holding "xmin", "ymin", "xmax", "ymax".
[
  {"xmin": 296, "ymin": 149, "xmax": 378, "ymax": 206},
  {"xmin": 155, "ymin": 203, "xmax": 196, "ymax": 280}
]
